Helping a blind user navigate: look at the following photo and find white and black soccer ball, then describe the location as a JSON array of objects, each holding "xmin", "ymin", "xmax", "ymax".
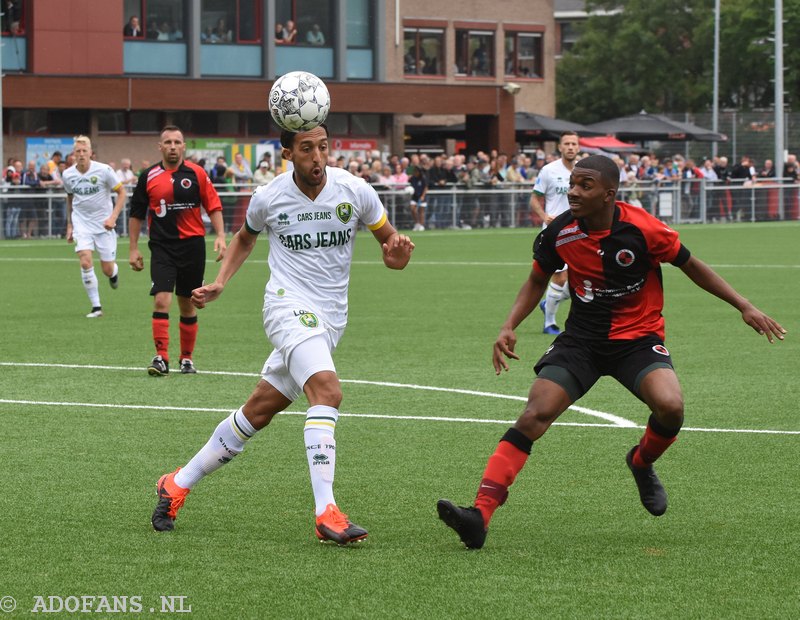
[{"xmin": 268, "ymin": 71, "xmax": 330, "ymax": 132}]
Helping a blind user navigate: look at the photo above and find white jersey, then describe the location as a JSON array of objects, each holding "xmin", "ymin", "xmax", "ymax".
[
  {"xmin": 533, "ymin": 158, "xmax": 573, "ymax": 223},
  {"xmin": 245, "ymin": 166, "xmax": 387, "ymax": 329},
  {"xmin": 62, "ymin": 161, "xmax": 122, "ymax": 234}
]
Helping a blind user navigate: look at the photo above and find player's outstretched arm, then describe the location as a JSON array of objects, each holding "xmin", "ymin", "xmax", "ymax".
[
  {"xmin": 493, "ymin": 267, "xmax": 550, "ymax": 374},
  {"xmin": 679, "ymin": 255, "xmax": 787, "ymax": 343},
  {"xmin": 192, "ymin": 224, "xmax": 258, "ymax": 308},
  {"xmin": 372, "ymin": 222, "xmax": 414, "ymax": 270}
]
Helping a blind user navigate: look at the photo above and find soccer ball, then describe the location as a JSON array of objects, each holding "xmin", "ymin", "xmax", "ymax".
[{"xmin": 268, "ymin": 71, "xmax": 330, "ymax": 132}]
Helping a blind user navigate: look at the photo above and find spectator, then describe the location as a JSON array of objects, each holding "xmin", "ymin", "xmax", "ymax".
[
  {"xmin": 275, "ymin": 22, "xmax": 285, "ymax": 43},
  {"xmin": 730, "ymin": 155, "xmax": 755, "ymax": 220},
  {"xmin": 226, "ymin": 152, "xmax": 254, "ymax": 231},
  {"xmin": 253, "ymin": 160, "xmax": 275, "ymax": 185},
  {"xmin": 283, "ymin": 19, "xmax": 297, "ymax": 44},
  {"xmin": 4, "ymin": 172, "xmax": 23, "ymax": 238},
  {"xmin": 306, "ymin": 23, "xmax": 325, "ymax": 45},
  {"xmin": 408, "ymin": 166, "xmax": 428, "ymax": 231},
  {"xmin": 123, "ymin": 16, "xmax": 142, "ymax": 37},
  {"xmin": 757, "ymin": 159, "xmax": 775, "ymax": 179},
  {"xmin": 47, "ymin": 151, "xmax": 63, "ymax": 175},
  {"xmin": 146, "ymin": 21, "xmax": 159, "ymax": 40},
  {"xmin": 214, "ymin": 18, "xmax": 232, "ymax": 43},
  {"xmin": 701, "ymin": 158, "xmax": 718, "ymax": 182},
  {"xmin": 210, "ymin": 156, "xmax": 228, "ymax": 184},
  {"xmin": 116, "ymin": 158, "xmax": 137, "ymax": 185},
  {"xmin": 201, "ymin": 25, "xmax": 219, "ymax": 43},
  {"xmin": 388, "ymin": 163, "xmax": 408, "ymax": 187},
  {"xmin": 156, "ymin": 21, "xmax": 173, "ymax": 41},
  {"xmin": 2, "ymin": 0, "xmax": 21, "ymax": 34},
  {"xmin": 137, "ymin": 160, "xmax": 151, "ymax": 177},
  {"xmin": 20, "ymin": 160, "xmax": 40, "ymax": 239}
]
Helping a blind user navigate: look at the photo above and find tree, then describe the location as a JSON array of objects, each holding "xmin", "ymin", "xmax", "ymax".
[{"xmin": 556, "ymin": 0, "xmax": 800, "ymax": 123}]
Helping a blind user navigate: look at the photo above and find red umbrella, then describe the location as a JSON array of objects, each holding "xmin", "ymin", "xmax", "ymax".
[{"xmin": 578, "ymin": 136, "xmax": 641, "ymax": 153}]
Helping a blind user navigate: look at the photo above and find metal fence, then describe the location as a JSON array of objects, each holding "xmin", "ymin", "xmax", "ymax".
[{"xmin": 1, "ymin": 179, "xmax": 798, "ymax": 240}]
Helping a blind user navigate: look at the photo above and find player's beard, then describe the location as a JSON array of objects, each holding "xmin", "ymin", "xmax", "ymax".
[{"xmin": 297, "ymin": 165, "xmax": 325, "ymax": 187}]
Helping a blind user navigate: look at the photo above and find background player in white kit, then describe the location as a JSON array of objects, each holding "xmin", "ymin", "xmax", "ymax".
[
  {"xmin": 529, "ymin": 131, "xmax": 580, "ymax": 334},
  {"xmin": 62, "ymin": 136, "xmax": 127, "ymax": 318},
  {"xmin": 151, "ymin": 124, "xmax": 415, "ymax": 544}
]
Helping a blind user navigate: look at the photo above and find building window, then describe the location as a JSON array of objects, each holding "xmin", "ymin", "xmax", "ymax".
[
  {"xmin": 558, "ymin": 22, "xmax": 577, "ymax": 56},
  {"xmin": 2, "ymin": 0, "xmax": 23, "ymax": 34},
  {"xmin": 7, "ymin": 109, "xmax": 47, "ymax": 135},
  {"xmin": 123, "ymin": 0, "xmax": 185, "ymax": 41},
  {"xmin": 455, "ymin": 30, "xmax": 494, "ymax": 77},
  {"xmin": 276, "ymin": 0, "xmax": 332, "ymax": 47},
  {"xmin": 130, "ymin": 111, "xmax": 162, "ymax": 133},
  {"xmin": 403, "ymin": 28, "xmax": 444, "ymax": 76},
  {"xmin": 49, "ymin": 110, "xmax": 90, "ymax": 136},
  {"xmin": 346, "ymin": 0, "xmax": 372, "ymax": 47},
  {"xmin": 322, "ymin": 113, "xmax": 383, "ymax": 136},
  {"xmin": 201, "ymin": 0, "xmax": 261, "ymax": 43},
  {"xmin": 98, "ymin": 112, "xmax": 128, "ymax": 134},
  {"xmin": 97, "ymin": 111, "xmax": 163, "ymax": 134},
  {"xmin": 505, "ymin": 32, "xmax": 543, "ymax": 78}
]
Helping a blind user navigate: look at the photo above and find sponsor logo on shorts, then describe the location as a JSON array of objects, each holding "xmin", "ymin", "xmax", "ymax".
[
  {"xmin": 298, "ymin": 312, "xmax": 319, "ymax": 328},
  {"xmin": 615, "ymin": 249, "xmax": 635, "ymax": 267},
  {"xmin": 652, "ymin": 344, "xmax": 670, "ymax": 356},
  {"xmin": 545, "ymin": 345, "xmax": 555, "ymax": 354},
  {"xmin": 335, "ymin": 202, "xmax": 353, "ymax": 224}
]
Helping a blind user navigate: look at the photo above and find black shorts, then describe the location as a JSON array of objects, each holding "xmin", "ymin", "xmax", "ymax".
[
  {"xmin": 533, "ymin": 332, "xmax": 674, "ymax": 402},
  {"xmin": 148, "ymin": 237, "xmax": 206, "ymax": 297}
]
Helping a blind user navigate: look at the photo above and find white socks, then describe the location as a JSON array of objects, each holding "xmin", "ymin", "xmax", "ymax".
[
  {"xmin": 544, "ymin": 281, "xmax": 569, "ymax": 327},
  {"xmin": 174, "ymin": 407, "xmax": 256, "ymax": 489},
  {"xmin": 304, "ymin": 405, "xmax": 338, "ymax": 516},
  {"xmin": 81, "ymin": 266, "xmax": 100, "ymax": 307}
]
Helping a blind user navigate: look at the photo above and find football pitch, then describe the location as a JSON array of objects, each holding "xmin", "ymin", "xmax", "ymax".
[{"xmin": 1, "ymin": 222, "xmax": 798, "ymax": 618}]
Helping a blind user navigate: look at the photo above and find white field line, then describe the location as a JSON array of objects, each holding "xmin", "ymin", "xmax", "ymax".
[
  {"xmin": 0, "ymin": 361, "xmax": 634, "ymax": 427},
  {"xmin": 1, "ymin": 362, "xmax": 798, "ymax": 435},
  {"xmin": 1, "ymin": 256, "xmax": 800, "ymax": 269}
]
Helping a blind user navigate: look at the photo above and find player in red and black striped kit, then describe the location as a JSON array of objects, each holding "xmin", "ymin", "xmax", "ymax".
[
  {"xmin": 129, "ymin": 126, "xmax": 227, "ymax": 376},
  {"xmin": 438, "ymin": 155, "xmax": 786, "ymax": 549}
]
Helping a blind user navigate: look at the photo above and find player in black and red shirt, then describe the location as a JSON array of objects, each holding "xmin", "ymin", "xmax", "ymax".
[
  {"xmin": 438, "ymin": 155, "xmax": 786, "ymax": 549},
  {"xmin": 129, "ymin": 125, "xmax": 227, "ymax": 376}
]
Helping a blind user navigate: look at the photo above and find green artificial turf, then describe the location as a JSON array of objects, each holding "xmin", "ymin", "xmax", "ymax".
[{"xmin": 0, "ymin": 222, "xmax": 797, "ymax": 618}]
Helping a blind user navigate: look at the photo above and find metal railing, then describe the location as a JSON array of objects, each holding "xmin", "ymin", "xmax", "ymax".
[{"xmin": 1, "ymin": 179, "xmax": 798, "ymax": 240}]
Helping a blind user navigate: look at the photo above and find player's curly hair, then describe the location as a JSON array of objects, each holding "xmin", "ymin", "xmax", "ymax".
[{"xmin": 575, "ymin": 155, "xmax": 620, "ymax": 190}]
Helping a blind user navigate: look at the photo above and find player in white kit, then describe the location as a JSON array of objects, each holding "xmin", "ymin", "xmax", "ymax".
[
  {"xmin": 529, "ymin": 131, "xmax": 580, "ymax": 334},
  {"xmin": 151, "ymin": 124, "xmax": 415, "ymax": 544},
  {"xmin": 62, "ymin": 136, "xmax": 127, "ymax": 318}
]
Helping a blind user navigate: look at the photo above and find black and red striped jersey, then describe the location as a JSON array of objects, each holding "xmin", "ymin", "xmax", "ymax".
[
  {"xmin": 129, "ymin": 160, "xmax": 222, "ymax": 241},
  {"xmin": 533, "ymin": 202, "xmax": 691, "ymax": 341}
]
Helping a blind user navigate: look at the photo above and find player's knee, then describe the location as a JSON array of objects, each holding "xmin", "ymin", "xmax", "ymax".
[
  {"xmin": 653, "ymin": 393, "xmax": 684, "ymax": 427},
  {"xmin": 304, "ymin": 373, "xmax": 342, "ymax": 408},
  {"xmin": 515, "ymin": 407, "xmax": 557, "ymax": 441}
]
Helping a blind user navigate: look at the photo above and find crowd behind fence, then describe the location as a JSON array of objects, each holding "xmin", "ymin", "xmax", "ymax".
[{"xmin": 1, "ymin": 178, "xmax": 798, "ymax": 240}]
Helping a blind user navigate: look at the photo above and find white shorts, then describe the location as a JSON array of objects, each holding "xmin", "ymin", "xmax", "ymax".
[
  {"xmin": 260, "ymin": 298, "xmax": 344, "ymax": 401},
  {"xmin": 74, "ymin": 229, "xmax": 117, "ymax": 262}
]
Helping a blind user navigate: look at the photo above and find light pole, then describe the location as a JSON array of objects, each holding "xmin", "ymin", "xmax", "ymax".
[{"xmin": 712, "ymin": 0, "xmax": 720, "ymax": 160}]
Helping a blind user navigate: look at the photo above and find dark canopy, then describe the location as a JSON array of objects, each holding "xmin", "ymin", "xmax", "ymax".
[{"xmin": 585, "ymin": 111, "xmax": 727, "ymax": 142}]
